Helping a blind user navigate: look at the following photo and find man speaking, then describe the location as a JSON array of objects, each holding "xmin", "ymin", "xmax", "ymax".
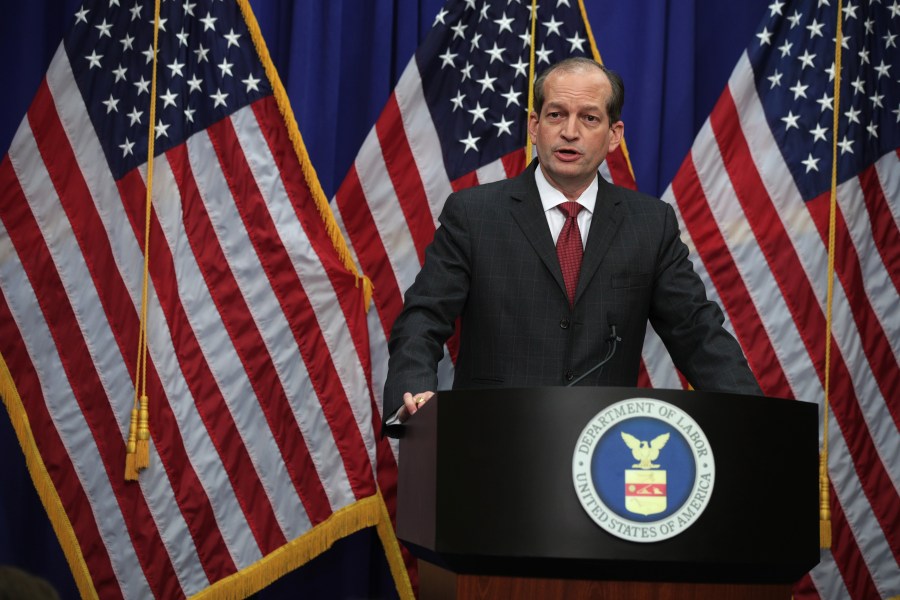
[{"xmin": 383, "ymin": 57, "xmax": 761, "ymax": 427}]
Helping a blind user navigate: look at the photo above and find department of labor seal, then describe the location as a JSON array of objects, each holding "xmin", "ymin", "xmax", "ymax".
[{"xmin": 571, "ymin": 398, "xmax": 715, "ymax": 543}]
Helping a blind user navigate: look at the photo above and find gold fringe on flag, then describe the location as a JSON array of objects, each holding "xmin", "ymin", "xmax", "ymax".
[
  {"xmin": 0, "ymin": 353, "xmax": 99, "ymax": 599},
  {"xmin": 820, "ymin": 0, "xmax": 846, "ymax": 549},
  {"xmin": 236, "ymin": 0, "xmax": 373, "ymax": 313}
]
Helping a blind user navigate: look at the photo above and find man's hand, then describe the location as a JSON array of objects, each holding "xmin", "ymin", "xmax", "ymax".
[{"xmin": 397, "ymin": 391, "xmax": 435, "ymax": 423}]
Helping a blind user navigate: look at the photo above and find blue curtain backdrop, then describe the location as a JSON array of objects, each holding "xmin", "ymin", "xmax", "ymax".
[{"xmin": 0, "ymin": 1, "xmax": 767, "ymax": 597}]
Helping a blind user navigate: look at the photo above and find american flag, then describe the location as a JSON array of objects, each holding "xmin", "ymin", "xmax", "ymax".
[
  {"xmin": 0, "ymin": 0, "xmax": 409, "ymax": 598},
  {"xmin": 333, "ymin": 0, "xmax": 637, "ymax": 443},
  {"xmin": 648, "ymin": 0, "xmax": 899, "ymax": 597}
]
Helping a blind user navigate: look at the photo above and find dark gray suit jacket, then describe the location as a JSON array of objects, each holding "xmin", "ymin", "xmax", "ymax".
[{"xmin": 383, "ymin": 162, "xmax": 761, "ymax": 421}]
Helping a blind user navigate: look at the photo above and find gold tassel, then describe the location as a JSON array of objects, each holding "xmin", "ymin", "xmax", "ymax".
[
  {"xmin": 819, "ymin": 452, "xmax": 831, "ymax": 548},
  {"xmin": 135, "ymin": 394, "xmax": 150, "ymax": 470},
  {"xmin": 125, "ymin": 407, "xmax": 139, "ymax": 481}
]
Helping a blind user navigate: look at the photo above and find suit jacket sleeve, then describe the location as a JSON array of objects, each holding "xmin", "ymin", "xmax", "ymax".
[
  {"xmin": 382, "ymin": 191, "xmax": 471, "ymax": 420},
  {"xmin": 648, "ymin": 203, "xmax": 762, "ymax": 395}
]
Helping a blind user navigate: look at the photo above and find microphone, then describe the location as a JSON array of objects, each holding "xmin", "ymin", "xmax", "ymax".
[{"xmin": 567, "ymin": 315, "xmax": 621, "ymax": 387}]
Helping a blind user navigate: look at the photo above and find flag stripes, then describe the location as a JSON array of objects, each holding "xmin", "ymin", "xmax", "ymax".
[
  {"xmin": 664, "ymin": 44, "xmax": 900, "ymax": 599},
  {"xmin": 0, "ymin": 1, "xmax": 391, "ymax": 592}
]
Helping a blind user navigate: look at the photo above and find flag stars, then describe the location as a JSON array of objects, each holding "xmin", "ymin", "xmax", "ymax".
[
  {"xmin": 863, "ymin": 18, "xmax": 875, "ymax": 35},
  {"xmin": 510, "ymin": 58, "xmax": 528, "ymax": 78},
  {"xmin": 567, "ymin": 32, "xmax": 586, "ymax": 53},
  {"xmin": 155, "ymin": 119, "xmax": 170, "ymax": 139},
  {"xmin": 870, "ymin": 92, "xmax": 884, "ymax": 109},
  {"xmin": 468, "ymin": 101, "xmax": 489, "ymax": 123},
  {"xmin": 535, "ymin": 43, "xmax": 553, "ymax": 64},
  {"xmin": 844, "ymin": 106, "xmax": 861, "ymax": 124},
  {"xmin": 176, "ymin": 28, "xmax": 190, "ymax": 47},
  {"xmin": 816, "ymin": 91, "xmax": 833, "ymax": 112},
  {"xmin": 768, "ymin": 0, "xmax": 785, "ymax": 16},
  {"xmin": 874, "ymin": 60, "xmax": 891, "ymax": 78},
  {"xmin": 806, "ymin": 19, "xmax": 825, "ymax": 38},
  {"xmin": 102, "ymin": 94, "xmax": 119, "ymax": 113},
  {"xmin": 167, "ymin": 59, "xmax": 185, "ymax": 78},
  {"xmin": 448, "ymin": 91, "xmax": 464, "ymax": 113},
  {"xmin": 787, "ymin": 10, "xmax": 801, "ymax": 27},
  {"xmin": 858, "ymin": 47, "xmax": 870, "ymax": 65},
  {"xmin": 884, "ymin": 32, "xmax": 898, "ymax": 49},
  {"xmin": 460, "ymin": 61, "xmax": 474, "ymax": 81},
  {"xmin": 218, "ymin": 58, "xmax": 234, "ymax": 78},
  {"xmin": 150, "ymin": 17, "xmax": 168, "ymax": 32},
  {"xmin": 485, "ymin": 43, "xmax": 505, "ymax": 63},
  {"xmin": 810, "ymin": 123, "xmax": 828, "ymax": 142},
  {"xmin": 129, "ymin": 3, "xmax": 142, "ymax": 21},
  {"xmin": 194, "ymin": 44, "xmax": 210, "ymax": 63},
  {"xmin": 889, "ymin": 0, "xmax": 900, "ymax": 18},
  {"xmin": 183, "ymin": 0, "xmax": 196, "ymax": 16},
  {"xmin": 112, "ymin": 64, "xmax": 128, "ymax": 82},
  {"xmin": 142, "ymin": 44, "xmax": 156, "ymax": 64},
  {"xmin": 184, "ymin": 106, "xmax": 196, "ymax": 123},
  {"xmin": 242, "ymin": 74, "xmax": 261, "ymax": 93},
  {"xmin": 75, "ymin": 6, "xmax": 89, "ymax": 24},
  {"xmin": 842, "ymin": 1, "xmax": 858, "ymax": 19},
  {"xmin": 451, "ymin": 22, "xmax": 468, "ymax": 40},
  {"xmin": 200, "ymin": 12, "xmax": 217, "ymax": 31},
  {"xmin": 778, "ymin": 40, "xmax": 793, "ymax": 57},
  {"xmin": 210, "ymin": 88, "xmax": 229, "ymax": 108},
  {"xmin": 767, "ymin": 69, "xmax": 783, "ymax": 88},
  {"xmin": 86, "ymin": 51, "xmax": 103, "ymax": 69},
  {"xmin": 460, "ymin": 132, "xmax": 480, "ymax": 153},
  {"xmin": 801, "ymin": 153, "xmax": 820, "ymax": 172},
  {"xmin": 224, "ymin": 28, "xmax": 241, "ymax": 48},
  {"xmin": 850, "ymin": 76, "xmax": 865, "ymax": 95},
  {"xmin": 120, "ymin": 33, "xmax": 135, "ymax": 51},
  {"xmin": 434, "ymin": 7, "xmax": 449, "ymax": 25},
  {"xmin": 187, "ymin": 75, "xmax": 203, "ymax": 93},
  {"xmin": 837, "ymin": 135, "xmax": 854, "ymax": 155},
  {"xmin": 797, "ymin": 50, "xmax": 816, "ymax": 69},
  {"xmin": 95, "ymin": 19, "xmax": 113, "ymax": 38},
  {"xmin": 127, "ymin": 107, "xmax": 143, "ymax": 126},
  {"xmin": 439, "ymin": 48, "xmax": 457, "ymax": 68},
  {"xmin": 501, "ymin": 86, "xmax": 522, "ymax": 107},
  {"xmin": 494, "ymin": 116, "xmax": 514, "ymax": 136},
  {"xmin": 494, "ymin": 12, "xmax": 514, "ymax": 33},
  {"xmin": 789, "ymin": 81, "xmax": 808, "ymax": 99},
  {"xmin": 781, "ymin": 110, "xmax": 800, "ymax": 130},
  {"xmin": 160, "ymin": 89, "xmax": 178, "ymax": 109},
  {"xmin": 476, "ymin": 72, "xmax": 497, "ymax": 93},
  {"xmin": 543, "ymin": 16, "xmax": 563, "ymax": 37},
  {"xmin": 119, "ymin": 138, "xmax": 135, "ymax": 157},
  {"xmin": 756, "ymin": 27, "xmax": 773, "ymax": 45},
  {"xmin": 470, "ymin": 32, "xmax": 483, "ymax": 50},
  {"xmin": 134, "ymin": 76, "xmax": 150, "ymax": 95},
  {"xmin": 866, "ymin": 123, "xmax": 879, "ymax": 138}
]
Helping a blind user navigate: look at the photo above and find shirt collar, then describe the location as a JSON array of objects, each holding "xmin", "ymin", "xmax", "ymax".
[{"xmin": 535, "ymin": 165, "xmax": 598, "ymax": 214}]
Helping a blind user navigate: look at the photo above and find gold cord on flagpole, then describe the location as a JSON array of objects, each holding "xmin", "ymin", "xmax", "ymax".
[
  {"xmin": 524, "ymin": 0, "xmax": 538, "ymax": 167},
  {"xmin": 820, "ymin": 0, "xmax": 844, "ymax": 548},
  {"xmin": 125, "ymin": 0, "xmax": 161, "ymax": 481}
]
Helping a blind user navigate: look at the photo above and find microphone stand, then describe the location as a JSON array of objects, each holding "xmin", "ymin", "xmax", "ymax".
[{"xmin": 566, "ymin": 328, "xmax": 620, "ymax": 387}]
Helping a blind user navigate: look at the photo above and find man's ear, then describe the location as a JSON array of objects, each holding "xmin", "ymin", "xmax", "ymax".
[
  {"xmin": 608, "ymin": 120, "xmax": 624, "ymax": 153},
  {"xmin": 527, "ymin": 110, "xmax": 539, "ymax": 144}
]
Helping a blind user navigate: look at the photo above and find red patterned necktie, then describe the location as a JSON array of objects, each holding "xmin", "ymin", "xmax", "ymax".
[{"xmin": 556, "ymin": 201, "xmax": 584, "ymax": 306}]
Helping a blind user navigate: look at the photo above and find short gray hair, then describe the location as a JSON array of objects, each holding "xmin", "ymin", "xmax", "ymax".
[{"xmin": 533, "ymin": 57, "xmax": 625, "ymax": 124}]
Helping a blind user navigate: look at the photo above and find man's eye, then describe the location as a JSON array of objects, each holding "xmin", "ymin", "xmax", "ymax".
[{"xmin": 584, "ymin": 115, "xmax": 598, "ymax": 122}]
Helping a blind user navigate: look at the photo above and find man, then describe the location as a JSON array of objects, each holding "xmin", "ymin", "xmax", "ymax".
[{"xmin": 383, "ymin": 57, "xmax": 761, "ymax": 427}]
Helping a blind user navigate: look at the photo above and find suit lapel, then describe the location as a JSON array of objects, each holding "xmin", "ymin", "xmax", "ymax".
[
  {"xmin": 508, "ymin": 164, "xmax": 568, "ymax": 298},
  {"xmin": 575, "ymin": 176, "xmax": 624, "ymax": 304}
]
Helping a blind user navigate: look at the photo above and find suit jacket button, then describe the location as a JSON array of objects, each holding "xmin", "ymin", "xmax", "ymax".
[
  {"xmin": 560, "ymin": 318, "xmax": 570, "ymax": 329},
  {"xmin": 565, "ymin": 370, "xmax": 574, "ymax": 381}
]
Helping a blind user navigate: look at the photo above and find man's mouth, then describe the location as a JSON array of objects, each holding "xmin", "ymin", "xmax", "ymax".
[{"xmin": 554, "ymin": 147, "xmax": 582, "ymax": 161}]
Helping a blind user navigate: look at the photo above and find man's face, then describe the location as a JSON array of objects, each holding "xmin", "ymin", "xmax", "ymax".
[{"xmin": 528, "ymin": 68, "xmax": 624, "ymax": 199}]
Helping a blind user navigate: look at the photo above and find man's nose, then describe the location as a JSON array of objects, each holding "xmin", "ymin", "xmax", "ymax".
[{"xmin": 561, "ymin": 116, "xmax": 579, "ymax": 139}]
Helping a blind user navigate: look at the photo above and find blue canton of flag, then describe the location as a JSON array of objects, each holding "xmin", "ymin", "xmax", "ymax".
[
  {"xmin": 66, "ymin": 0, "xmax": 271, "ymax": 179},
  {"xmin": 749, "ymin": 0, "xmax": 900, "ymax": 201},
  {"xmin": 416, "ymin": 0, "xmax": 591, "ymax": 180}
]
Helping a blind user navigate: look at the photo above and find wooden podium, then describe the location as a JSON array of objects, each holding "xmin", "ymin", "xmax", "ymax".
[{"xmin": 394, "ymin": 387, "xmax": 819, "ymax": 599}]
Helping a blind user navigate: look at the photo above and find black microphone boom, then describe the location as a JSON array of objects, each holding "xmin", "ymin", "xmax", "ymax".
[{"xmin": 567, "ymin": 323, "xmax": 621, "ymax": 387}]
